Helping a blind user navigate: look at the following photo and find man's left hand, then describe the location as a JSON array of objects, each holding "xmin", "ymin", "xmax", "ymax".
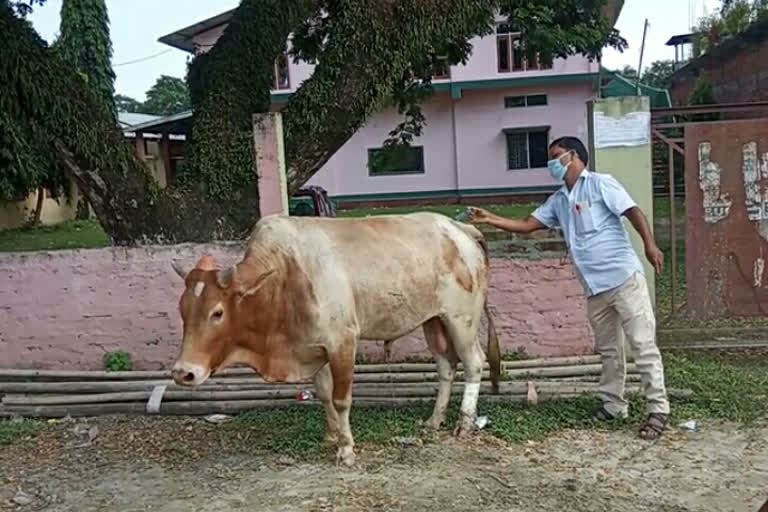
[{"xmin": 645, "ymin": 244, "xmax": 664, "ymax": 274}]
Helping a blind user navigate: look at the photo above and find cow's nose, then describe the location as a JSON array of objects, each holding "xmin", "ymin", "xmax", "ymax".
[
  {"xmin": 171, "ymin": 368, "xmax": 196, "ymax": 385},
  {"xmin": 171, "ymin": 362, "xmax": 209, "ymax": 387}
]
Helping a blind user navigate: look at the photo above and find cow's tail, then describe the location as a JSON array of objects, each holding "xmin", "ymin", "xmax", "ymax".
[{"xmin": 453, "ymin": 221, "xmax": 502, "ymax": 394}]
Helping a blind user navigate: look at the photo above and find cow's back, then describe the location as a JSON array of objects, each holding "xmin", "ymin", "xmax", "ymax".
[{"xmin": 247, "ymin": 213, "xmax": 488, "ymax": 340}]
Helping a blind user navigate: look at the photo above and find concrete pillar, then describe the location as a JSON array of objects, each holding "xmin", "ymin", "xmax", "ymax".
[
  {"xmin": 253, "ymin": 112, "xmax": 289, "ymax": 217},
  {"xmin": 587, "ymin": 96, "xmax": 655, "ymax": 306}
]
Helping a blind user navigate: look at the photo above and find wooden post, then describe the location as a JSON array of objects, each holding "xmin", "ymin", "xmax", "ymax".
[
  {"xmin": 134, "ymin": 132, "xmax": 146, "ymax": 161},
  {"xmin": 253, "ymin": 113, "xmax": 289, "ymax": 216},
  {"xmin": 160, "ymin": 132, "xmax": 172, "ymax": 188}
]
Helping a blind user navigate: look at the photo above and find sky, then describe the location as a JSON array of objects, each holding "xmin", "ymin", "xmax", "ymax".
[{"xmin": 27, "ymin": 0, "xmax": 717, "ymax": 101}]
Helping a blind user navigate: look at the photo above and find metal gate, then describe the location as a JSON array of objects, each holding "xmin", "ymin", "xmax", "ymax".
[{"xmin": 650, "ymin": 102, "xmax": 768, "ymax": 322}]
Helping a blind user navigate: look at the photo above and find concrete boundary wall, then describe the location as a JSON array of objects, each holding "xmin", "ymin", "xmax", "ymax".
[{"xmin": 0, "ymin": 245, "xmax": 594, "ymax": 370}]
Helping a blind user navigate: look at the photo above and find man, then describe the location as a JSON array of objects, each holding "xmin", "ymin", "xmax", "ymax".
[{"xmin": 468, "ymin": 136, "xmax": 669, "ymax": 440}]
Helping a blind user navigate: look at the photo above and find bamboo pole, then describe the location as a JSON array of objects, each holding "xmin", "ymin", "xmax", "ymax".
[
  {"xmin": 0, "ymin": 355, "xmax": 608, "ymax": 381},
  {"xmin": 0, "ymin": 381, "xmax": 608, "ymax": 406}
]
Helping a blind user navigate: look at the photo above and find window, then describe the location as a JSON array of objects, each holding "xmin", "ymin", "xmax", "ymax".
[
  {"xmin": 274, "ymin": 54, "xmax": 290, "ymax": 90},
  {"xmin": 504, "ymin": 95, "xmax": 526, "ymax": 108},
  {"xmin": 368, "ymin": 146, "xmax": 425, "ymax": 176},
  {"xmin": 504, "ymin": 94, "xmax": 548, "ymax": 108},
  {"xmin": 496, "ymin": 22, "xmax": 553, "ymax": 73},
  {"xmin": 432, "ymin": 57, "xmax": 451, "ymax": 79},
  {"xmin": 505, "ymin": 128, "xmax": 550, "ymax": 170}
]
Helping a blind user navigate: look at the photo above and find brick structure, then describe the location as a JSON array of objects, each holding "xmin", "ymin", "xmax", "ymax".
[
  {"xmin": 669, "ymin": 19, "xmax": 768, "ymax": 110},
  {"xmin": 0, "ymin": 244, "xmax": 593, "ymax": 370},
  {"xmin": 685, "ymin": 119, "xmax": 768, "ymax": 318}
]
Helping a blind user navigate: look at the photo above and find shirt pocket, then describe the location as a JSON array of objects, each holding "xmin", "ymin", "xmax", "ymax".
[{"xmin": 573, "ymin": 200, "xmax": 597, "ymax": 235}]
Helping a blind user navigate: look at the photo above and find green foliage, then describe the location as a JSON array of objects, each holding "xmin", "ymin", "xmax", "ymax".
[
  {"xmin": 0, "ymin": 418, "xmax": 40, "ymax": 445},
  {"xmin": 141, "ymin": 75, "xmax": 191, "ymax": 116},
  {"xmin": 104, "ymin": 350, "xmax": 132, "ymax": 371},
  {"xmin": 114, "ymin": 93, "xmax": 143, "ymax": 114},
  {"xmin": 693, "ymin": 0, "xmax": 768, "ymax": 57},
  {"xmin": 641, "ymin": 59, "xmax": 675, "ymax": 90},
  {"xmin": 181, "ymin": 0, "xmax": 318, "ymax": 201},
  {"xmin": 54, "ymin": 0, "xmax": 116, "ymax": 120}
]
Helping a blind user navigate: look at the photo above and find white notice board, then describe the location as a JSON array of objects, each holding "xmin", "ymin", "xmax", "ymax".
[{"xmin": 593, "ymin": 111, "xmax": 650, "ymax": 149}]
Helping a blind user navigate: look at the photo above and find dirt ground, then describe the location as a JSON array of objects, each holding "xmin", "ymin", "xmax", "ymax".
[{"xmin": 1, "ymin": 416, "xmax": 766, "ymax": 512}]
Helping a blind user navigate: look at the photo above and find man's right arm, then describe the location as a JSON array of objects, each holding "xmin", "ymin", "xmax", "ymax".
[
  {"xmin": 467, "ymin": 207, "xmax": 549, "ymax": 234},
  {"xmin": 485, "ymin": 214, "xmax": 547, "ymax": 234}
]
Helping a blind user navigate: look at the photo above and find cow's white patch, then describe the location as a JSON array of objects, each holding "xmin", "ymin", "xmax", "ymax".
[
  {"xmin": 699, "ymin": 142, "xmax": 731, "ymax": 223},
  {"xmin": 460, "ymin": 382, "xmax": 481, "ymax": 418},
  {"xmin": 754, "ymin": 258, "xmax": 765, "ymax": 288},
  {"xmin": 193, "ymin": 281, "xmax": 205, "ymax": 297}
]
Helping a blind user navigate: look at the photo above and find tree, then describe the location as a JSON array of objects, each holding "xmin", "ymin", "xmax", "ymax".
[
  {"xmin": 141, "ymin": 75, "xmax": 191, "ymax": 116},
  {"xmin": 0, "ymin": 0, "xmax": 114, "ymax": 224},
  {"xmin": 640, "ymin": 59, "xmax": 675, "ymax": 90},
  {"xmin": 617, "ymin": 65, "xmax": 637, "ymax": 79},
  {"xmin": 115, "ymin": 94, "xmax": 143, "ymax": 113},
  {"xmin": 54, "ymin": 0, "xmax": 116, "ymax": 120},
  {"xmin": 694, "ymin": 0, "xmax": 768, "ymax": 57},
  {"xmin": 1, "ymin": 0, "xmax": 626, "ymax": 244}
]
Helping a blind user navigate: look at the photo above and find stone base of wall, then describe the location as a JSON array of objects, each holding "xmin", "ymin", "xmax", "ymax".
[{"xmin": 0, "ymin": 245, "xmax": 593, "ymax": 370}]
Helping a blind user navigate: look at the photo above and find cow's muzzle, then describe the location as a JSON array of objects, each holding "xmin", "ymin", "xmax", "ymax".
[{"xmin": 171, "ymin": 362, "xmax": 210, "ymax": 387}]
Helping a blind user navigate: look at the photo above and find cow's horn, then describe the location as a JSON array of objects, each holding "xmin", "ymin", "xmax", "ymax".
[
  {"xmin": 195, "ymin": 254, "xmax": 216, "ymax": 271},
  {"xmin": 170, "ymin": 260, "xmax": 188, "ymax": 279}
]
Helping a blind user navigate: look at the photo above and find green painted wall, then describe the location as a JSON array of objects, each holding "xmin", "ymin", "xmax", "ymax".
[{"xmin": 588, "ymin": 96, "xmax": 656, "ymax": 307}]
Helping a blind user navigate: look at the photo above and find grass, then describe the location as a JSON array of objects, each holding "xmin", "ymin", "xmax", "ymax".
[
  {"xmin": 3, "ymin": 352, "xmax": 766, "ymax": 455},
  {"xmin": 219, "ymin": 352, "xmax": 768, "ymax": 458},
  {"xmin": 0, "ymin": 419, "xmax": 41, "ymax": 446},
  {"xmin": 0, "ymin": 219, "xmax": 109, "ymax": 252}
]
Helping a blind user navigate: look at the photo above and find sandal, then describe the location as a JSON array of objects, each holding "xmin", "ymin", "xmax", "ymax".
[
  {"xmin": 592, "ymin": 405, "xmax": 618, "ymax": 422},
  {"xmin": 638, "ymin": 413, "xmax": 668, "ymax": 440}
]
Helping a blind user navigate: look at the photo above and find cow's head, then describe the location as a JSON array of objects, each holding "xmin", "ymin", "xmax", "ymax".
[{"xmin": 169, "ymin": 254, "xmax": 274, "ymax": 387}]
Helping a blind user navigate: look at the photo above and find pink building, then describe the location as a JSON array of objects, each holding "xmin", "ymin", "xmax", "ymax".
[{"xmin": 147, "ymin": 10, "xmax": 607, "ymax": 205}]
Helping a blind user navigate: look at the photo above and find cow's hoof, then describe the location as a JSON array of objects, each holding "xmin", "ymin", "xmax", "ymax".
[
  {"xmin": 335, "ymin": 445, "xmax": 356, "ymax": 467},
  {"xmin": 423, "ymin": 415, "xmax": 445, "ymax": 430},
  {"xmin": 452, "ymin": 415, "xmax": 475, "ymax": 437}
]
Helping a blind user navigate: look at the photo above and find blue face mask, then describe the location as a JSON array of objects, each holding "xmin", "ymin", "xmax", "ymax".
[{"xmin": 547, "ymin": 152, "xmax": 572, "ymax": 181}]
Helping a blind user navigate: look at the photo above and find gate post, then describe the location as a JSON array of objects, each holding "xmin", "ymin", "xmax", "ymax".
[
  {"xmin": 587, "ymin": 96, "xmax": 656, "ymax": 307},
  {"xmin": 253, "ymin": 112, "xmax": 290, "ymax": 217}
]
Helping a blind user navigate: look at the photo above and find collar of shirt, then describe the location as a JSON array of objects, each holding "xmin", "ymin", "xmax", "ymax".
[{"xmin": 556, "ymin": 169, "xmax": 590, "ymax": 199}]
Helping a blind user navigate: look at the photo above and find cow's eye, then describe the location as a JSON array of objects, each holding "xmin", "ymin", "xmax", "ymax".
[{"xmin": 211, "ymin": 310, "xmax": 224, "ymax": 320}]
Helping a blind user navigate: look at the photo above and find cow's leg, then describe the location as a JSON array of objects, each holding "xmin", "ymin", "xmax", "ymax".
[
  {"xmin": 312, "ymin": 363, "xmax": 340, "ymax": 445},
  {"xmin": 328, "ymin": 336, "xmax": 357, "ymax": 466},
  {"xmin": 422, "ymin": 318, "xmax": 458, "ymax": 429},
  {"xmin": 443, "ymin": 312, "xmax": 485, "ymax": 436}
]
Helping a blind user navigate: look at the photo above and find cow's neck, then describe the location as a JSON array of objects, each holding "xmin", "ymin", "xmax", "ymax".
[{"xmin": 230, "ymin": 265, "xmax": 323, "ymax": 382}]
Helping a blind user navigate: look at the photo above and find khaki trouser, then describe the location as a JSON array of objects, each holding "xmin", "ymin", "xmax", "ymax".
[{"xmin": 587, "ymin": 272, "xmax": 670, "ymax": 417}]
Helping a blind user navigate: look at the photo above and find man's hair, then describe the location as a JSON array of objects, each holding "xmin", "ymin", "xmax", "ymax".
[{"xmin": 549, "ymin": 136, "xmax": 589, "ymax": 167}]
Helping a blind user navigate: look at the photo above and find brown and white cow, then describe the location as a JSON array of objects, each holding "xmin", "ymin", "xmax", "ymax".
[{"xmin": 169, "ymin": 212, "xmax": 501, "ymax": 466}]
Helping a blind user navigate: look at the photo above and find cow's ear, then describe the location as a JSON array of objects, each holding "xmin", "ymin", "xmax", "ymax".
[
  {"xmin": 239, "ymin": 269, "xmax": 276, "ymax": 297},
  {"xmin": 216, "ymin": 266, "xmax": 236, "ymax": 288},
  {"xmin": 171, "ymin": 260, "xmax": 188, "ymax": 280}
]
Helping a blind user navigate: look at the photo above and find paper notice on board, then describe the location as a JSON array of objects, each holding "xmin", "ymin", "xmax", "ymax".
[{"xmin": 593, "ymin": 111, "xmax": 651, "ymax": 149}]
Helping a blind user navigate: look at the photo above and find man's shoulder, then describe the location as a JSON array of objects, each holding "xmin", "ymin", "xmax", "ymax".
[{"xmin": 588, "ymin": 171, "xmax": 626, "ymax": 193}]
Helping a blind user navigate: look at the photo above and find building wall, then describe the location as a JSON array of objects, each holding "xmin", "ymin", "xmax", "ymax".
[
  {"xmin": 670, "ymin": 37, "xmax": 768, "ymax": 107},
  {"xmin": 305, "ymin": 82, "xmax": 593, "ymax": 198},
  {"xmin": 192, "ymin": 21, "xmax": 599, "ymax": 94},
  {"xmin": 0, "ymin": 243, "xmax": 594, "ymax": 370},
  {"xmin": 0, "ymin": 188, "xmax": 79, "ymax": 231}
]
